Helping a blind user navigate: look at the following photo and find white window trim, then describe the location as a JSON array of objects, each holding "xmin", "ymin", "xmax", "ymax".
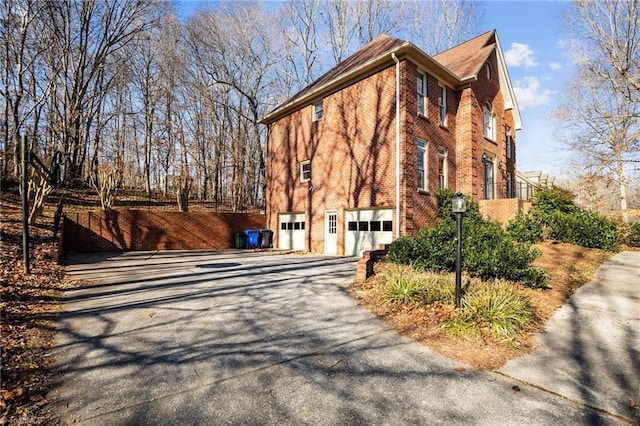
[
  {"xmin": 417, "ymin": 140, "xmax": 427, "ymax": 191},
  {"xmin": 300, "ymin": 160, "xmax": 311, "ymax": 182},
  {"xmin": 438, "ymin": 147, "xmax": 447, "ymax": 189},
  {"xmin": 417, "ymin": 71, "xmax": 427, "ymax": 117},
  {"xmin": 312, "ymin": 100, "xmax": 324, "ymax": 122},
  {"xmin": 483, "ymin": 102, "xmax": 495, "ymax": 141},
  {"xmin": 438, "ymin": 84, "xmax": 447, "ymax": 126},
  {"xmin": 506, "ymin": 127, "xmax": 513, "ymax": 159}
]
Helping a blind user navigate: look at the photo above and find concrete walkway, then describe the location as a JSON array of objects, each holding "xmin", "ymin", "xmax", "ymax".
[
  {"xmin": 499, "ymin": 250, "xmax": 640, "ymax": 423},
  {"xmin": 48, "ymin": 250, "xmax": 639, "ymax": 424}
]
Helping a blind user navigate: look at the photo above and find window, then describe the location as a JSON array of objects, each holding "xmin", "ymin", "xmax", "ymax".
[
  {"xmin": 486, "ymin": 63, "xmax": 492, "ymax": 80},
  {"xmin": 483, "ymin": 153, "xmax": 495, "ymax": 199},
  {"xmin": 312, "ymin": 100, "xmax": 324, "ymax": 121},
  {"xmin": 358, "ymin": 221, "xmax": 369, "ymax": 231},
  {"xmin": 438, "ymin": 84, "xmax": 447, "ymax": 125},
  {"xmin": 506, "ymin": 172, "xmax": 513, "ymax": 198},
  {"xmin": 300, "ymin": 160, "xmax": 311, "ymax": 182},
  {"xmin": 348, "ymin": 221, "xmax": 357, "ymax": 231},
  {"xmin": 382, "ymin": 221, "xmax": 393, "ymax": 232},
  {"xmin": 505, "ymin": 127, "xmax": 512, "ymax": 159},
  {"xmin": 438, "ymin": 147, "xmax": 447, "ymax": 189},
  {"xmin": 328, "ymin": 213, "xmax": 337, "ymax": 234},
  {"xmin": 370, "ymin": 221, "xmax": 381, "ymax": 231},
  {"xmin": 417, "ymin": 72, "xmax": 427, "ymax": 116},
  {"xmin": 483, "ymin": 102, "xmax": 495, "ymax": 140},
  {"xmin": 417, "ymin": 140, "xmax": 427, "ymax": 190}
]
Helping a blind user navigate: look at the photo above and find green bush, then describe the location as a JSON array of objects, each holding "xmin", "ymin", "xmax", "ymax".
[
  {"xmin": 531, "ymin": 186, "xmax": 577, "ymax": 218},
  {"xmin": 546, "ymin": 210, "xmax": 619, "ymax": 251},
  {"xmin": 388, "ymin": 215, "xmax": 548, "ymax": 288},
  {"xmin": 506, "ymin": 212, "xmax": 544, "ymax": 244},
  {"xmin": 464, "ymin": 221, "xmax": 548, "ymax": 288},
  {"xmin": 623, "ymin": 222, "xmax": 640, "ymax": 247},
  {"xmin": 445, "ymin": 280, "xmax": 536, "ymax": 343},
  {"xmin": 506, "ymin": 187, "xmax": 620, "ymax": 252}
]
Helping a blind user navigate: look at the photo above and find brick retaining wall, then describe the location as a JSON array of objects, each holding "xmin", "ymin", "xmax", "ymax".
[{"xmin": 59, "ymin": 209, "xmax": 266, "ymax": 257}]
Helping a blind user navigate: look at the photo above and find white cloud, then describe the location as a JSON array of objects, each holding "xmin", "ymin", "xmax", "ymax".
[
  {"xmin": 549, "ymin": 62, "xmax": 562, "ymax": 71},
  {"xmin": 505, "ymin": 42, "xmax": 539, "ymax": 68},
  {"xmin": 513, "ymin": 76, "xmax": 553, "ymax": 109}
]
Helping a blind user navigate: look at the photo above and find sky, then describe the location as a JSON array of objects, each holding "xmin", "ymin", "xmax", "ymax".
[
  {"xmin": 481, "ymin": 1, "xmax": 575, "ymax": 179},
  {"xmin": 176, "ymin": 0, "xmax": 577, "ymax": 180}
]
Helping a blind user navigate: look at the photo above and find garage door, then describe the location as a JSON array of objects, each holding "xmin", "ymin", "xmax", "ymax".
[
  {"xmin": 345, "ymin": 209, "xmax": 393, "ymax": 257},
  {"xmin": 278, "ymin": 213, "xmax": 306, "ymax": 250}
]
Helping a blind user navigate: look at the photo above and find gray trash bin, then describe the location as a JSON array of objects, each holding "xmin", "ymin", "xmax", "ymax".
[{"xmin": 260, "ymin": 229, "xmax": 273, "ymax": 248}]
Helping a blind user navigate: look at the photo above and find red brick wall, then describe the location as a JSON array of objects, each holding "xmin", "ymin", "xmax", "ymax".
[
  {"xmin": 465, "ymin": 52, "xmax": 516, "ymax": 200},
  {"xmin": 267, "ymin": 64, "xmax": 398, "ymax": 253},
  {"xmin": 60, "ymin": 209, "xmax": 266, "ymax": 254},
  {"xmin": 266, "ymin": 52, "xmax": 519, "ymax": 253},
  {"xmin": 479, "ymin": 198, "xmax": 531, "ymax": 224}
]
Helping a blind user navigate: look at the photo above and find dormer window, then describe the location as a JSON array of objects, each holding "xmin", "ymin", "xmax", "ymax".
[{"xmin": 312, "ymin": 100, "xmax": 324, "ymax": 121}]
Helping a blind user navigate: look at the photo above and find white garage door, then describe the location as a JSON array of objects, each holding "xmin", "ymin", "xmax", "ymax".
[
  {"xmin": 345, "ymin": 209, "xmax": 393, "ymax": 257},
  {"xmin": 278, "ymin": 213, "xmax": 306, "ymax": 251}
]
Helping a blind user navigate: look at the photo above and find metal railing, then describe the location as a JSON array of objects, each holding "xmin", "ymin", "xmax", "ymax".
[{"xmin": 483, "ymin": 181, "xmax": 538, "ymax": 201}]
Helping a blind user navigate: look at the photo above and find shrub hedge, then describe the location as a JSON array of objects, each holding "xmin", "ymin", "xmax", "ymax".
[
  {"xmin": 506, "ymin": 187, "xmax": 620, "ymax": 251},
  {"xmin": 388, "ymin": 190, "xmax": 548, "ymax": 288}
]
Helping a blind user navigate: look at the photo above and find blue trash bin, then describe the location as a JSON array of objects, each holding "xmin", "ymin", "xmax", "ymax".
[{"xmin": 244, "ymin": 230, "xmax": 260, "ymax": 249}]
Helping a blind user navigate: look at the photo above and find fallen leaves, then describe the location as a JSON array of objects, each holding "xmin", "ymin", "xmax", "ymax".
[
  {"xmin": 1, "ymin": 199, "xmax": 78, "ymax": 423},
  {"xmin": 350, "ymin": 242, "xmax": 611, "ymax": 371}
]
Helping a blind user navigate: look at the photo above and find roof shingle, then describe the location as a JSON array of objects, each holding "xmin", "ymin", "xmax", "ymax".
[{"xmin": 433, "ymin": 30, "xmax": 496, "ymax": 79}]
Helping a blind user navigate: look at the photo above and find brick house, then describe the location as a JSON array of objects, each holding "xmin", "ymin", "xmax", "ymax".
[{"xmin": 260, "ymin": 30, "xmax": 522, "ymax": 256}]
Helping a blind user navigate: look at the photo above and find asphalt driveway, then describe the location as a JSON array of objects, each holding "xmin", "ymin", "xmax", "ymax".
[{"xmin": 49, "ymin": 250, "xmax": 633, "ymax": 425}]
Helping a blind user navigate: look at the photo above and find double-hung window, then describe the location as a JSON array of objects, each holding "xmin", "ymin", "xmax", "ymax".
[
  {"xmin": 300, "ymin": 160, "xmax": 311, "ymax": 182},
  {"xmin": 505, "ymin": 126, "xmax": 512, "ymax": 159},
  {"xmin": 483, "ymin": 102, "xmax": 495, "ymax": 140},
  {"xmin": 417, "ymin": 72, "xmax": 426, "ymax": 116},
  {"xmin": 438, "ymin": 84, "xmax": 447, "ymax": 126},
  {"xmin": 312, "ymin": 100, "xmax": 324, "ymax": 121},
  {"xmin": 417, "ymin": 140, "xmax": 427, "ymax": 190},
  {"xmin": 438, "ymin": 147, "xmax": 447, "ymax": 189}
]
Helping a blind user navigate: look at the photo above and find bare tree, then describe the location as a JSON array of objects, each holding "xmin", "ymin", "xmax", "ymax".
[
  {"xmin": 185, "ymin": 3, "xmax": 276, "ymax": 210},
  {"xmin": 403, "ymin": 0, "xmax": 484, "ymax": 54},
  {"xmin": 353, "ymin": 0, "xmax": 403, "ymax": 45},
  {"xmin": 282, "ymin": 0, "xmax": 320, "ymax": 87},
  {"xmin": 558, "ymin": 0, "xmax": 640, "ymax": 222},
  {"xmin": 41, "ymin": 0, "xmax": 166, "ymax": 181},
  {"xmin": 89, "ymin": 160, "xmax": 123, "ymax": 210},
  {"xmin": 319, "ymin": 0, "xmax": 357, "ymax": 64},
  {"xmin": 1, "ymin": 0, "xmax": 53, "ymax": 177}
]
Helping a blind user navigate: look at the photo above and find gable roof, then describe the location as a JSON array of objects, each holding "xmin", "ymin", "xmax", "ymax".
[
  {"xmin": 434, "ymin": 30, "xmax": 522, "ymax": 130},
  {"xmin": 433, "ymin": 30, "xmax": 496, "ymax": 80},
  {"xmin": 261, "ymin": 30, "xmax": 522, "ymax": 130}
]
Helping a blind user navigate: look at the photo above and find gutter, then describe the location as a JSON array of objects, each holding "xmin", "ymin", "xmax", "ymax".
[{"xmin": 392, "ymin": 53, "xmax": 401, "ymax": 241}]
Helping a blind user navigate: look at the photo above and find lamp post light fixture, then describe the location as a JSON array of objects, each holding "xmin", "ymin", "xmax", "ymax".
[{"xmin": 452, "ymin": 192, "xmax": 467, "ymax": 308}]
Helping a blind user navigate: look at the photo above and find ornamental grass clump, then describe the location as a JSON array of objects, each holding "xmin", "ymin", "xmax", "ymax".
[
  {"xmin": 383, "ymin": 264, "xmax": 454, "ymax": 306},
  {"xmin": 445, "ymin": 280, "xmax": 537, "ymax": 345}
]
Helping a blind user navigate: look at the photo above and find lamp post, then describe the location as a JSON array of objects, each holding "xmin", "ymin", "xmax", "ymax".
[{"xmin": 452, "ymin": 192, "xmax": 467, "ymax": 308}]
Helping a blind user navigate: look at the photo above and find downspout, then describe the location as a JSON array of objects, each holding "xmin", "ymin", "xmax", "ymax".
[{"xmin": 392, "ymin": 53, "xmax": 401, "ymax": 240}]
